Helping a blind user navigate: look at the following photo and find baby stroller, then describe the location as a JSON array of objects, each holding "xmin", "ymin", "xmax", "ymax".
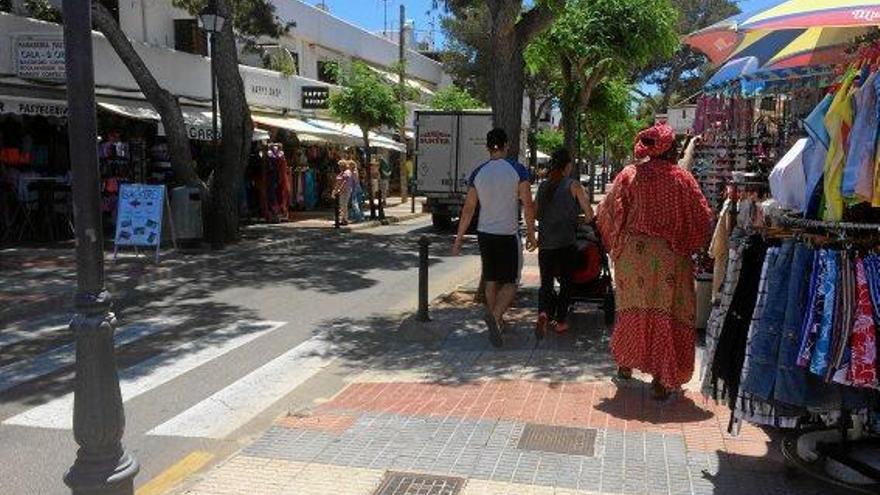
[{"xmin": 569, "ymin": 219, "xmax": 616, "ymax": 325}]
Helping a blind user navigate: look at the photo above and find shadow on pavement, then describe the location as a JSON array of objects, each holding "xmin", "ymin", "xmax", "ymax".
[{"xmin": 1, "ymin": 225, "xmax": 474, "ymax": 407}]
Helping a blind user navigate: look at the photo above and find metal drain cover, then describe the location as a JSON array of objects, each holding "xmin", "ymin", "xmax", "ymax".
[
  {"xmin": 372, "ymin": 471, "xmax": 466, "ymax": 495},
  {"xmin": 517, "ymin": 423, "xmax": 597, "ymax": 456}
]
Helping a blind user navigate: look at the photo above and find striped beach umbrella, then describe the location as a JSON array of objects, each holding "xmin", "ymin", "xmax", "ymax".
[
  {"xmin": 739, "ymin": 1, "xmax": 880, "ymax": 30},
  {"xmin": 728, "ymin": 26, "xmax": 875, "ymax": 69}
]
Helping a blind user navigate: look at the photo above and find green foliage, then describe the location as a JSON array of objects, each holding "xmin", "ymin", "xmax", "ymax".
[
  {"xmin": 439, "ymin": 4, "xmax": 492, "ymax": 102},
  {"xmin": 29, "ymin": 0, "xmax": 61, "ymax": 23},
  {"xmin": 535, "ymin": 128, "xmax": 564, "ymax": 154},
  {"xmin": 582, "ymin": 79, "xmax": 644, "ymax": 160},
  {"xmin": 637, "ymin": 0, "xmax": 740, "ymax": 107},
  {"xmin": 1, "ymin": 0, "xmax": 63, "ymax": 22},
  {"xmin": 172, "ymin": 0, "xmax": 289, "ymax": 39},
  {"xmin": 430, "ymin": 85, "xmax": 484, "ymax": 111},
  {"xmin": 264, "ymin": 50, "xmax": 296, "ymax": 76},
  {"xmin": 528, "ymin": 0, "xmax": 679, "ymax": 83},
  {"xmin": 329, "ymin": 62, "xmax": 405, "ymax": 139}
]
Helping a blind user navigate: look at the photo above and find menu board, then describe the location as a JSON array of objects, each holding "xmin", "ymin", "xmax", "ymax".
[{"xmin": 114, "ymin": 184, "xmax": 165, "ymax": 247}]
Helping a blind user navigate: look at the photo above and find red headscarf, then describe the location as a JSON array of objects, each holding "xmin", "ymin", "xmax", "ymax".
[{"xmin": 633, "ymin": 122, "xmax": 675, "ymax": 159}]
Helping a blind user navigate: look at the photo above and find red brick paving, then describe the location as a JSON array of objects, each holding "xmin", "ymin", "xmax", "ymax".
[
  {"xmin": 318, "ymin": 380, "xmax": 776, "ymax": 459},
  {"xmin": 277, "ymin": 412, "xmax": 358, "ymax": 433}
]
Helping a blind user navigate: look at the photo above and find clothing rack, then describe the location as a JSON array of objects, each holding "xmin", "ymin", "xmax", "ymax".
[
  {"xmin": 763, "ymin": 212, "xmax": 880, "ymax": 491},
  {"xmin": 775, "ymin": 214, "xmax": 880, "ymax": 234}
]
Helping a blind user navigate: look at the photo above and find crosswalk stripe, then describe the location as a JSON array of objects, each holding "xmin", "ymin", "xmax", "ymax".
[
  {"xmin": 0, "ymin": 317, "xmax": 180, "ymax": 395},
  {"xmin": 2, "ymin": 320, "xmax": 286, "ymax": 430},
  {"xmin": 148, "ymin": 336, "xmax": 334, "ymax": 439}
]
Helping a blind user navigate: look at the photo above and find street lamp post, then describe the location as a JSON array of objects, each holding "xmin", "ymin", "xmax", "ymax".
[
  {"xmin": 199, "ymin": 0, "xmax": 226, "ymax": 156},
  {"xmin": 62, "ymin": 0, "xmax": 139, "ymax": 493}
]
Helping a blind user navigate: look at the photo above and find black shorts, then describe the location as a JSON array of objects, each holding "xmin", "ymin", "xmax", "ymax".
[{"xmin": 477, "ymin": 232, "xmax": 521, "ymax": 284}]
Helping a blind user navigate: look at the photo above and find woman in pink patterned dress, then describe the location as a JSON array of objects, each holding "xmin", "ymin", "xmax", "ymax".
[{"xmin": 597, "ymin": 123, "xmax": 712, "ymax": 400}]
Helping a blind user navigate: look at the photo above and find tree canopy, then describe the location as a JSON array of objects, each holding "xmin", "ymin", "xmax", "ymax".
[
  {"xmin": 637, "ymin": 0, "xmax": 740, "ymax": 110},
  {"xmin": 171, "ymin": 0, "xmax": 289, "ymax": 40},
  {"xmin": 329, "ymin": 62, "xmax": 405, "ymax": 135},
  {"xmin": 525, "ymin": 0, "xmax": 678, "ymax": 155},
  {"xmin": 430, "ymin": 85, "xmax": 484, "ymax": 111}
]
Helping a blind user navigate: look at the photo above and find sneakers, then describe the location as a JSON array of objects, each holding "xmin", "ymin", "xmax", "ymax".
[
  {"xmin": 535, "ymin": 312, "xmax": 549, "ymax": 341},
  {"xmin": 483, "ymin": 312, "xmax": 503, "ymax": 348}
]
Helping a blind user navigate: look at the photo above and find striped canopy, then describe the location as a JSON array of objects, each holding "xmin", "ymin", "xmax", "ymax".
[
  {"xmin": 739, "ymin": 1, "xmax": 880, "ymax": 30},
  {"xmin": 685, "ymin": 8, "xmax": 765, "ymax": 64},
  {"xmin": 685, "ymin": 1, "xmax": 880, "ymax": 65},
  {"xmin": 726, "ymin": 26, "xmax": 874, "ymax": 69}
]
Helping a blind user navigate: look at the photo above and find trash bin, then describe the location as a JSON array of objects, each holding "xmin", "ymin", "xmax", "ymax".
[{"xmin": 171, "ymin": 186, "xmax": 203, "ymax": 241}]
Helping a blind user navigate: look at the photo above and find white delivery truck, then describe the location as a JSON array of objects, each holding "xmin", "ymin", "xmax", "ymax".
[{"xmin": 414, "ymin": 109, "xmax": 494, "ymax": 229}]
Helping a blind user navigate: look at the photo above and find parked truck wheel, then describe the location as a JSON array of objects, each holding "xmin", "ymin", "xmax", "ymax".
[{"xmin": 432, "ymin": 213, "xmax": 453, "ymax": 230}]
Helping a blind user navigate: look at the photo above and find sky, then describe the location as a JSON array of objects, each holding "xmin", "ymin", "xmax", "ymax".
[{"xmin": 312, "ymin": 1, "xmax": 443, "ymax": 46}]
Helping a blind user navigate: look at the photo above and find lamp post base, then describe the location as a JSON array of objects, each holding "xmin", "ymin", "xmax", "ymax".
[
  {"xmin": 64, "ymin": 293, "xmax": 139, "ymax": 495},
  {"xmin": 65, "ymin": 450, "xmax": 139, "ymax": 495}
]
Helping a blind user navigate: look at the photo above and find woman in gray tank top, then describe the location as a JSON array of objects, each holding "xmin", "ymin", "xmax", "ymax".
[{"xmin": 534, "ymin": 148, "xmax": 595, "ymax": 338}]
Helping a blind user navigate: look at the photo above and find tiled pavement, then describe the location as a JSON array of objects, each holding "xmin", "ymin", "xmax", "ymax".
[{"xmin": 178, "ymin": 273, "xmax": 848, "ymax": 495}]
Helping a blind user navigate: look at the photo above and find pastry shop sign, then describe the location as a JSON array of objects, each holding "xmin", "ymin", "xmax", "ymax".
[
  {"xmin": 0, "ymin": 96, "xmax": 68, "ymax": 118},
  {"xmin": 15, "ymin": 36, "xmax": 66, "ymax": 81}
]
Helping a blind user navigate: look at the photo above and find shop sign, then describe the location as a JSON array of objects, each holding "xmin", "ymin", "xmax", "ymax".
[
  {"xmin": 187, "ymin": 126, "xmax": 220, "ymax": 141},
  {"xmin": 242, "ymin": 70, "xmax": 290, "ymax": 109},
  {"xmin": 301, "ymin": 86, "xmax": 330, "ymax": 109},
  {"xmin": 0, "ymin": 96, "xmax": 68, "ymax": 118},
  {"xmin": 114, "ymin": 184, "xmax": 165, "ymax": 249},
  {"xmin": 15, "ymin": 36, "xmax": 66, "ymax": 81}
]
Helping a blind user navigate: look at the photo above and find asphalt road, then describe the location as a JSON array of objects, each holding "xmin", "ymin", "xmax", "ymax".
[{"xmin": 0, "ymin": 217, "xmax": 481, "ymax": 495}]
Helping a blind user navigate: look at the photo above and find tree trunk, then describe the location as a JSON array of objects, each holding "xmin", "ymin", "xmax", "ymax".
[
  {"xmin": 488, "ymin": 28, "xmax": 524, "ymax": 157},
  {"xmin": 207, "ymin": 0, "xmax": 253, "ymax": 245},
  {"xmin": 91, "ymin": 2, "xmax": 201, "ymax": 189},
  {"xmin": 362, "ymin": 131, "xmax": 376, "ymax": 220},
  {"xmin": 486, "ymin": 0, "xmax": 558, "ymax": 161},
  {"xmin": 559, "ymin": 56, "xmax": 580, "ymax": 173},
  {"xmin": 528, "ymin": 95, "xmax": 537, "ymax": 173},
  {"xmin": 660, "ymin": 59, "xmax": 684, "ymax": 112}
]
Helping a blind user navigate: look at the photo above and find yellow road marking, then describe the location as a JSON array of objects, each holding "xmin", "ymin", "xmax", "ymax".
[{"xmin": 136, "ymin": 451, "xmax": 214, "ymax": 495}]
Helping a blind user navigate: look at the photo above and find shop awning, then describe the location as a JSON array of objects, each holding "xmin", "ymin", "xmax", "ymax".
[
  {"xmin": 98, "ymin": 100, "xmax": 218, "ymax": 141},
  {"xmin": 297, "ymin": 134, "xmax": 327, "ymax": 143},
  {"xmin": 368, "ymin": 66, "xmax": 436, "ymax": 97},
  {"xmin": 251, "ymin": 113, "xmax": 353, "ymax": 144},
  {"xmin": 306, "ymin": 119, "xmax": 406, "ymax": 152},
  {"xmin": 0, "ymin": 95, "xmax": 68, "ymax": 118}
]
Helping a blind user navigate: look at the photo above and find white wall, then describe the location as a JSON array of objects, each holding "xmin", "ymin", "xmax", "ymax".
[
  {"xmin": 0, "ymin": 13, "xmax": 331, "ymax": 113},
  {"xmin": 118, "ymin": 0, "xmax": 192, "ymax": 47},
  {"xmin": 112, "ymin": 0, "xmax": 445, "ymax": 88},
  {"xmin": 666, "ymin": 105, "xmax": 697, "ymax": 134},
  {"xmin": 272, "ymin": 0, "xmax": 444, "ymax": 87}
]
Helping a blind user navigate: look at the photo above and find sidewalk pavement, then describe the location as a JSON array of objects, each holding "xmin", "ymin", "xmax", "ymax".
[
  {"xmin": 0, "ymin": 197, "xmax": 426, "ymax": 329},
  {"xmin": 171, "ymin": 252, "xmax": 843, "ymax": 495}
]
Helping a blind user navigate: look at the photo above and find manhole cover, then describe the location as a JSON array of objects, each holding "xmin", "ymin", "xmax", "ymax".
[
  {"xmin": 372, "ymin": 471, "xmax": 466, "ymax": 495},
  {"xmin": 517, "ymin": 423, "xmax": 597, "ymax": 456}
]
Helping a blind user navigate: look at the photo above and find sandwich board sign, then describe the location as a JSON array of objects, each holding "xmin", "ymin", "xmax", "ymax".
[{"xmin": 113, "ymin": 184, "xmax": 167, "ymax": 262}]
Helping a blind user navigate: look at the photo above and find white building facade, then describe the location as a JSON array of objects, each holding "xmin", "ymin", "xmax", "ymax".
[{"xmin": 0, "ymin": 0, "xmax": 448, "ymax": 128}]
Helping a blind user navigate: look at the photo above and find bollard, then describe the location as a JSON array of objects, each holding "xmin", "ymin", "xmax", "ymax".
[
  {"xmin": 410, "ymin": 179, "xmax": 416, "ymax": 214},
  {"xmin": 417, "ymin": 236, "xmax": 431, "ymax": 321},
  {"xmin": 334, "ymin": 195, "xmax": 340, "ymax": 229}
]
